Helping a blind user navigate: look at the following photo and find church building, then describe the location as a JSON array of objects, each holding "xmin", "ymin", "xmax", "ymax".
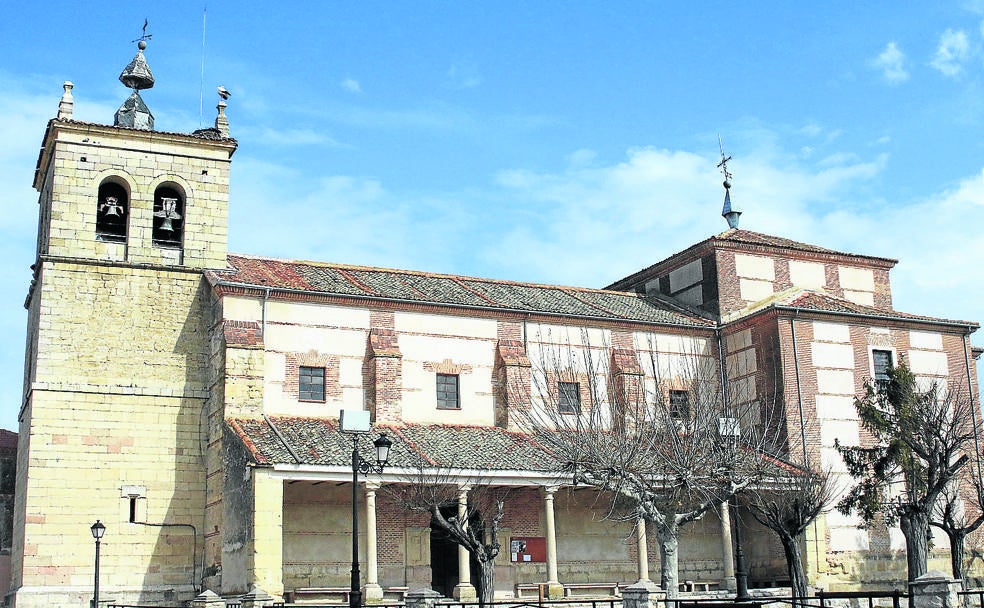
[{"xmin": 8, "ymin": 42, "xmax": 982, "ymax": 608}]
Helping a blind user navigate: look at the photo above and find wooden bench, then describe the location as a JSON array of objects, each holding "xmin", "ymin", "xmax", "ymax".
[
  {"xmin": 515, "ymin": 583, "xmax": 544, "ymax": 598},
  {"xmin": 564, "ymin": 582, "xmax": 622, "ymax": 597}
]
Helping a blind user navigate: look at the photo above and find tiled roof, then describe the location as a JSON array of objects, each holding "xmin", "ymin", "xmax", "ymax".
[
  {"xmin": 52, "ymin": 118, "xmax": 238, "ymax": 143},
  {"xmin": 606, "ymin": 228, "xmax": 896, "ymax": 290},
  {"xmin": 227, "ymin": 417, "xmax": 557, "ymax": 471},
  {"xmin": 207, "ymin": 255, "xmax": 714, "ymax": 328},
  {"xmin": 774, "ymin": 290, "xmax": 978, "ymax": 328}
]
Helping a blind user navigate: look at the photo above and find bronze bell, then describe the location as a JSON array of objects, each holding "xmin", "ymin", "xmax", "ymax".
[
  {"xmin": 100, "ymin": 196, "xmax": 124, "ymax": 217},
  {"xmin": 154, "ymin": 197, "xmax": 182, "ymax": 232}
]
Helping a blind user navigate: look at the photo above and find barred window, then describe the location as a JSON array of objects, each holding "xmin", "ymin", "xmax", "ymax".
[
  {"xmin": 558, "ymin": 381, "xmax": 580, "ymax": 415},
  {"xmin": 669, "ymin": 390, "xmax": 690, "ymax": 419},
  {"xmin": 437, "ymin": 373, "xmax": 460, "ymax": 410},
  {"xmin": 299, "ymin": 366, "xmax": 325, "ymax": 401}
]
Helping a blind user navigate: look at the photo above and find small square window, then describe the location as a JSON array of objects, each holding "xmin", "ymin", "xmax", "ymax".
[
  {"xmin": 437, "ymin": 374, "xmax": 460, "ymax": 410},
  {"xmin": 299, "ymin": 366, "xmax": 326, "ymax": 401},
  {"xmin": 669, "ymin": 390, "xmax": 690, "ymax": 420},
  {"xmin": 558, "ymin": 381, "xmax": 580, "ymax": 415},
  {"xmin": 872, "ymin": 349, "xmax": 893, "ymax": 393}
]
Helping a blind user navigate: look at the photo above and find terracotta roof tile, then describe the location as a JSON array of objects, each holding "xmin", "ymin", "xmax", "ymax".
[
  {"xmin": 775, "ymin": 290, "xmax": 977, "ymax": 328},
  {"xmin": 207, "ymin": 255, "xmax": 714, "ymax": 328},
  {"xmin": 227, "ymin": 417, "xmax": 556, "ymax": 471}
]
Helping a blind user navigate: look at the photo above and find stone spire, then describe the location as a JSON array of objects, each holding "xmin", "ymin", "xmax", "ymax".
[
  {"xmin": 57, "ymin": 81, "xmax": 74, "ymax": 120},
  {"xmin": 115, "ymin": 38, "xmax": 155, "ymax": 130},
  {"xmin": 717, "ymin": 137, "xmax": 741, "ymax": 229}
]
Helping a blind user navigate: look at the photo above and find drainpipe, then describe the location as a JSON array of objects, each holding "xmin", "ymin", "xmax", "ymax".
[
  {"xmin": 789, "ymin": 310, "xmax": 809, "ymax": 468},
  {"xmin": 261, "ymin": 287, "xmax": 270, "ymax": 338},
  {"xmin": 963, "ymin": 334, "xmax": 983, "ymax": 491}
]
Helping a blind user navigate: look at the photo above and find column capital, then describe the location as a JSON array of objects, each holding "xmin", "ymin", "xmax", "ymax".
[{"xmin": 365, "ymin": 482, "xmax": 381, "ymax": 492}]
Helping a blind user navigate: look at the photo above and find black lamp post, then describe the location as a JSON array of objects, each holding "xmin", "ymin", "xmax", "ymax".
[
  {"xmin": 90, "ymin": 520, "xmax": 106, "ymax": 608},
  {"xmin": 730, "ymin": 496, "xmax": 750, "ymax": 601},
  {"xmin": 349, "ymin": 432, "xmax": 392, "ymax": 608}
]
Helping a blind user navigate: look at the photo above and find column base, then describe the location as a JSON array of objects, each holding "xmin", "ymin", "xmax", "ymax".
[
  {"xmin": 453, "ymin": 583, "xmax": 477, "ymax": 601},
  {"xmin": 364, "ymin": 583, "xmax": 384, "ymax": 603},
  {"xmin": 722, "ymin": 576, "xmax": 737, "ymax": 592},
  {"xmin": 546, "ymin": 582, "xmax": 565, "ymax": 600}
]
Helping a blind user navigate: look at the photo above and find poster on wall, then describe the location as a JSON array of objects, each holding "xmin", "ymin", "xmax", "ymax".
[{"xmin": 509, "ymin": 537, "xmax": 546, "ymax": 562}]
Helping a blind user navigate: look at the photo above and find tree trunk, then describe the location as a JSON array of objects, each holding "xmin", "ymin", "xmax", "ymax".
[
  {"xmin": 948, "ymin": 530, "xmax": 967, "ymax": 588},
  {"xmin": 900, "ymin": 510, "xmax": 930, "ymax": 582},
  {"xmin": 656, "ymin": 523, "xmax": 679, "ymax": 599},
  {"xmin": 476, "ymin": 557, "xmax": 495, "ymax": 607},
  {"xmin": 778, "ymin": 533, "xmax": 808, "ymax": 599}
]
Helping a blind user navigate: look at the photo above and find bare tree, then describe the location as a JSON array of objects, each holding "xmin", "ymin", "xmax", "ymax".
[
  {"xmin": 743, "ymin": 467, "xmax": 836, "ymax": 598},
  {"xmin": 836, "ymin": 361, "xmax": 978, "ymax": 582},
  {"xmin": 385, "ymin": 463, "xmax": 509, "ymax": 606},
  {"xmin": 516, "ymin": 329, "xmax": 784, "ymax": 598},
  {"xmin": 931, "ymin": 462, "xmax": 984, "ymax": 586}
]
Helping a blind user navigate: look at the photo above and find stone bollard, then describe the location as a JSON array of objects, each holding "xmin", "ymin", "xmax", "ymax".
[
  {"xmin": 406, "ymin": 588, "xmax": 443, "ymax": 608},
  {"xmin": 240, "ymin": 586, "xmax": 275, "ymax": 608},
  {"xmin": 190, "ymin": 590, "xmax": 226, "ymax": 608},
  {"xmin": 909, "ymin": 570, "xmax": 961, "ymax": 608},
  {"xmin": 622, "ymin": 580, "xmax": 662, "ymax": 608}
]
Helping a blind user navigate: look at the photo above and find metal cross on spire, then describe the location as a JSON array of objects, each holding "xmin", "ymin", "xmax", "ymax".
[
  {"xmin": 717, "ymin": 135, "xmax": 741, "ymax": 229},
  {"xmin": 717, "ymin": 134, "xmax": 733, "ymax": 186},
  {"xmin": 132, "ymin": 19, "xmax": 153, "ymax": 44}
]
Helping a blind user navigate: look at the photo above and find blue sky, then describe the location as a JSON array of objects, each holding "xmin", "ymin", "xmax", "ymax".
[{"xmin": 1, "ymin": 2, "xmax": 982, "ymax": 429}]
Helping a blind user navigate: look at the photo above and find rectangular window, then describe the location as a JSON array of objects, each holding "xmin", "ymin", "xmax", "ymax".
[
  {"xmin": 437, "ymin": 373, "xmax": 460, "ymax": 410},
  {"xmin": 299, "ymin": 366, "xmax": 326, "ymax": 401},
  {"xmin": 669, "ymin": 390, "xmax": 690, "ymax": 419},
  {"xmin": 558, "ymin": 381, "xmax": 581, "ymax": 415},
  {"xmin": 872, "ymin": 349, "xmax": 894, "ymax": 393}
]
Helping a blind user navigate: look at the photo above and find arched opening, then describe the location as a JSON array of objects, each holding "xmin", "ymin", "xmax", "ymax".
[
  {"xmin": 96, "ymin": 179, "xmax": 129, "ymax": 242},
  {"xmin": 152, "ymin": 185, "xmax": 184, "ymax": 248}
]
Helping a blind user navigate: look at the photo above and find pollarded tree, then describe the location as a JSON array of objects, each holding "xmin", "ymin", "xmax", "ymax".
[
  {"xmin": 516, "ymin": 329, "xmax": 785, "ymax": 598},
  {"xmin": 385, "ymin": 462, "xmax": 509, "ymax": 607},
  {"xmin": 836, "ymin": 361, "xmax": 977, "ymax": 582},
  {"xmin": 931, "ymin": 463, "xmax": 984, "ymax": 586},
  {"xmin": 743, "ymin": 467, "xmax": 835, "ymax": 598}
]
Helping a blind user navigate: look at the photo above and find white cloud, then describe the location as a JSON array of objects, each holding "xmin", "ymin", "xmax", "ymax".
[
  {"xmin": 930, "ymin": 29, "xmax": 970, "ymax": 77},
  {"xmin": 341, "ymin": 78, "xmax": 362, "ymax": 93},
  {"xmin": 872, "ymin": 42, "xmax": 909, "ymax": 84}
]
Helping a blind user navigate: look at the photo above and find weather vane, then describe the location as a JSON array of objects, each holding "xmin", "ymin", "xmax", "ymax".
[
  {"xmin": 717, "ymin": 134, "xmax": 733, "ymax": 186},
  {"xmin": 132, "ymin": 19, "xmax": 153, "ymax": 44}
]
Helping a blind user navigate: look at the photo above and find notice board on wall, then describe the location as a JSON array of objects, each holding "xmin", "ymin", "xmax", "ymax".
[{"xmin": 510, "ymin": 537, "xmax": 546, "ymax": 563}]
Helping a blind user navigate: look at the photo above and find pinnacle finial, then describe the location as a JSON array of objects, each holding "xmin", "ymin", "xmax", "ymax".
[
  {"xmin": 57, "ymin": 81, "xmax": 74, "ymax": 120},
  {"xmin": 115, "ymin": 23, "xmax": 155, "ymax": 129}
]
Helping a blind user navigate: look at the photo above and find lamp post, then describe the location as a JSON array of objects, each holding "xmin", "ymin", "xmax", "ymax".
[
  {"xmin": 90, "ymin": 520, "xmax": 106, "ymax": 608},
  {"xmin": 341, "ymin": 410, "xmax": 392, "ymax": 608}
]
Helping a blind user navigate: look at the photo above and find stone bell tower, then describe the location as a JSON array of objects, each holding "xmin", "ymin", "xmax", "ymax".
[{"xmin": 10, "ymin": 36, "xmax": 236, "ymax": 608}]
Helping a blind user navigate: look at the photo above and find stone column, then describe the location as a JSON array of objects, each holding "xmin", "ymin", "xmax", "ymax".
[
  {"xmin": 636, "ymin": 517, "xmax": 650, "ymax": 583},
  {"xmin": 719, "ymin": 502, "xmax": 736, "ymax": 591},
  {"xmin": 543, "ymin": 487, "xmax": 564, "ymax": 599},
  {"xmin": 364, "ymin": 484, "xmax": 384, "ymax": 602},
  {"xmin": 453, "ymin": 487, "xmax": 477, "ymax": 600}
]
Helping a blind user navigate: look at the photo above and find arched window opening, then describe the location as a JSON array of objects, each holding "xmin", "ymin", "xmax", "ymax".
[
  {"xmin": 96, "ymin": 181, "xmax": 128, "ymax": 242},
  {"xmin": 153, "ymin": 186, "xmax": 184, "ymax": 248}
]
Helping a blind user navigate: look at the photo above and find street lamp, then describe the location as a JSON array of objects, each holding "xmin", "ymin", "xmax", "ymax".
[
  {"xmin": 340, "ymin": 410, "xmax": 393, "ymax": 608},
  {"xmin": 90, "ymin": 520, "xmax": 106, "ymax": 608}
]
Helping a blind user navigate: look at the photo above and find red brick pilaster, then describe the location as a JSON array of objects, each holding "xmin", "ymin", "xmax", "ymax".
[
  {"xmin": 366, "ymin": 327, "xmax": 402, "ymax": 424},
  {"xmin": 494, "ymin": 340, "xmax": 531, "ymax": 430}
]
